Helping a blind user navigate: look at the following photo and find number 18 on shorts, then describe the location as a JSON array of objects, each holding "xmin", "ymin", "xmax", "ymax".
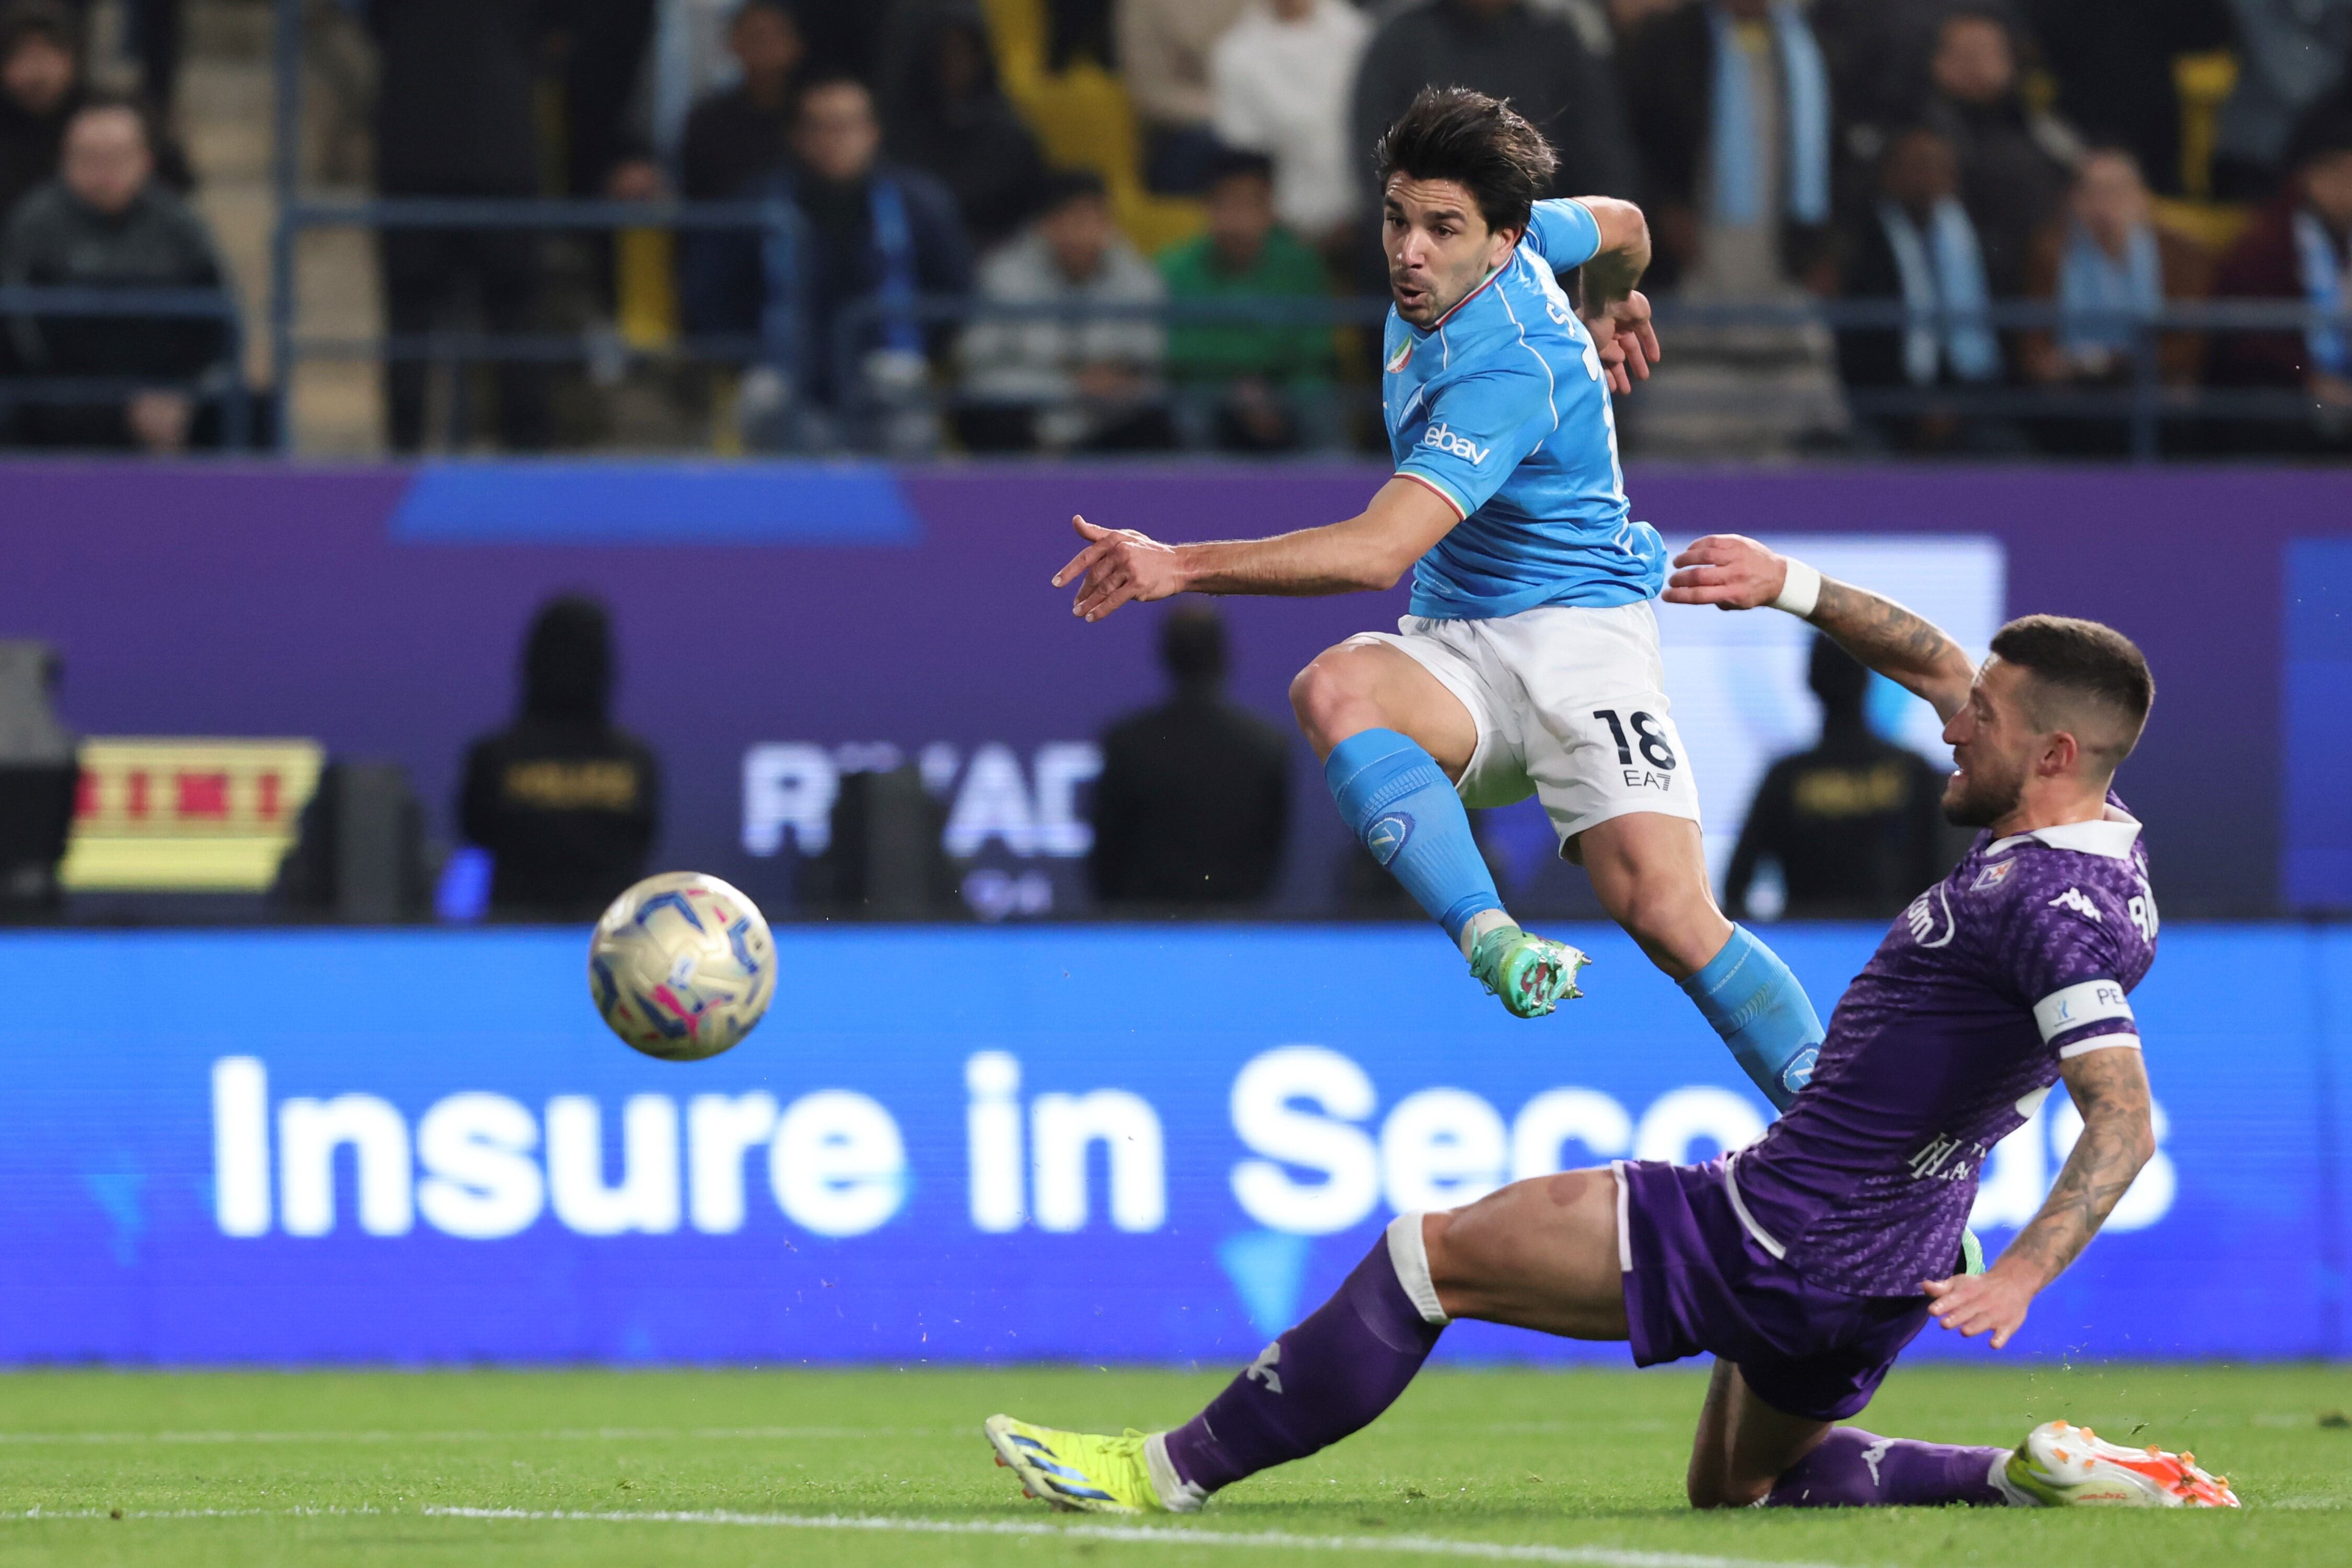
[{"xmin": 1353, "ymin": 599, "xmax": 1702, "ymax": 850}]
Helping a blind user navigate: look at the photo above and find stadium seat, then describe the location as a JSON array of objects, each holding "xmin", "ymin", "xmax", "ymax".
[
  {"xmin": 978, "ymin": 0, "xmax": 1204, "ymax": 256},
  {"xmin": 2161, "ymin": 50, "xmax": 2252, "ymax": 254}
]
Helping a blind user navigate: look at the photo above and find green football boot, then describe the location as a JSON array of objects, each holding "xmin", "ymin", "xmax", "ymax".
[
  {"xmin": 1468, "ymin": 925, "xmax": 1589, "ymax": 1018},
  {"xmin": 984, "ymin": 1415, "xmax": 1191, "ymax": 1514}
]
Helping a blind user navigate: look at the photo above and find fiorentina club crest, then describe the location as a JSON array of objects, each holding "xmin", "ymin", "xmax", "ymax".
[{"xmin": 1970, "ymin": 860, "xmax": 2018, "ymax": 892}]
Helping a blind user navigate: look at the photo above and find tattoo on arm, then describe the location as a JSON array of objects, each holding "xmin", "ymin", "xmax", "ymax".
[
  {"xmin": 1808, "ymin": 578, "xmax": 1976, "ymax": 719},
  {"xmin": 2000, "ymin": 1048, "xmax": 2154, "ymax": 1288},
  {"xmin": 1581, "ymin": 244, "xmax": 1646, "ymax": 309}
]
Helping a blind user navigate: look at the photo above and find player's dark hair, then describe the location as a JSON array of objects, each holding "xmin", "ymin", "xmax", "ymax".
[
  {"xmin": 1989, "ymin": 615, "xmax": 2153, "ymax": 768},
  {"xmin": 1375, "ymin": 86, "xmax": 1557, "ymax": 238}
]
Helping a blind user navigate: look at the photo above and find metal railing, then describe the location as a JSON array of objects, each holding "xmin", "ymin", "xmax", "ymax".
[
  {"xmin": 0, "ymin": 284, "xmax": 250, "ymax": 449},
  {"xmin": 262, "ymin": 230, "xmax": 2352, "ymax": 460},
  {"xmin": 263, "ymin": 0, "xmax": 2352, "ymax": 463},
  {"xmin": 818, "ymin": 292, "xmax": 2352, "ymax": 464}
]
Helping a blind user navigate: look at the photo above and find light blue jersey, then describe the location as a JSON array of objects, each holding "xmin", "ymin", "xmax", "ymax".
[{"xmin": 1385, "ymin": 198, "xmax": 1666, "ymax": 620}]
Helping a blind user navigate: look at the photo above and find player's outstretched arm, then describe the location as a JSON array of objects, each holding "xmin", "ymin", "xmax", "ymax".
[
  {"xmin": 1921, "ymin": 1046, "xmax": 2155, "ymax": 1348},
  {"xmin": 1664, "ymin": 534, "xmax": 1977, "ymax": 722},
  {"xmin": 1051, "ymin": 478, "xmax": 1460, "ymax": 622}
]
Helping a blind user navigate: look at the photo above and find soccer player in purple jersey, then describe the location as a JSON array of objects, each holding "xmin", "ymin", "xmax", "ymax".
[{"xmin": 986, "ymin": 534, "xmax": 2241, "ymax": 1513}]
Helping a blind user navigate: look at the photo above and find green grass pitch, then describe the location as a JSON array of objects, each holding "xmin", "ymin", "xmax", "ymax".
[{"xmin": 3, "ymin": 1363, "xmax": 2347, "ymax": 1566}]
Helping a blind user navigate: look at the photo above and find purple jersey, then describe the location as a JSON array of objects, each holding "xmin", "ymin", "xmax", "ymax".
[{"xmin": 1727, "ymin": 796, "xmax": 2158, "ymax": 1297}]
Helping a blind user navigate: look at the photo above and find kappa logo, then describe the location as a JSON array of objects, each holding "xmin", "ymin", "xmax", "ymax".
[
  {"xmin": 1366, "ymin": 813, "xmax": 1414, "ymax": 867},
  {"xmin": 1246, "ymin": 1341, "xmax": 1284, "ymax": 1395},
  {"xmin": 1420, "ymin": 422, "xmax": 1490, "ymax": 465},
  {"xmin": 1859, "ymin": 1437, "xmax": 1895, "ymax": 1487},
  {"xmin": 1971, "ymin": 860, "xmax": 2019, "ymax": 892},
  {"xmin": 2049, "ymin": 887, "xmax": 2103, "ymax": 923}
]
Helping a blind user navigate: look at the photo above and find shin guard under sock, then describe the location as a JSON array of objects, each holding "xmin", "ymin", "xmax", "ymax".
[
  {"xmin": 1766, "ymin": 1428, "xmax": 2012, "ymax": 1508},
  {"xmin": 1324, "ymin": 728, "xmax": 1503, "ymax": 945},
  {"xmin": 1678, "ymin": 925, "xmax": 1826, "ymax": 1111},
  {"xmin": 1159, "ymin": 1216, "xmax": 1447, "ymax": 1496}
]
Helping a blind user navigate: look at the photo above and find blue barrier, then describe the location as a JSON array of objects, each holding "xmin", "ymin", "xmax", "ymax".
[
  {"xmin": 2287, "ymin": 540, "xmax": 2352, "ymax": 911},
  {"xmin": 0, "ymin": 924, "xmax": 2341, "ymax": 1365},
  {"xmin": 387, "ymin": 461, "xmax": 924, "ymax": 545}
]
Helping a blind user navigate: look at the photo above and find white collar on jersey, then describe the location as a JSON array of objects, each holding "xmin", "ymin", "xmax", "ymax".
[{"xmin": 1986, "ymin": 803, "xmax": 2142, "ymax": 862}]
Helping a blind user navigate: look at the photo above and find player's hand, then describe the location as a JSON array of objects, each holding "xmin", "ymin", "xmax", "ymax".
[
  {"xmin": 1922, "ymin": 1267, "xmax": 2034, "ymax": 1349},
  {"xmin": 1052, "ymin": 514, "xmax": 1186, "ymax": 622},
  {"xmin": 1583, "ymin": 291, "xmax": 1660, "ymax": 396},
  {"xmin": 1663, "ymin": 534, "xmax": 1788, "ymax": 612}
]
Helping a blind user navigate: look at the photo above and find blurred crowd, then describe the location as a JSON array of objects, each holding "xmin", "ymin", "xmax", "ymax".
[
  {"xmin": 0, "ymin": 0, "xmax": 225, "ymax": 452},
  {"xmin": 10, "ymin": 0, "xmax": 2352, "ymax": 455}
]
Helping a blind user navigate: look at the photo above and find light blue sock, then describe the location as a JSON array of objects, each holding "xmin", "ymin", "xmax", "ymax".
[
  {"xmin": 1324, "ymin": 728, "xmax": 1504, "ymax": 945},
  {"xmin": 1678, "ymin": 926, "xmax": 1825, "ymax": 1111}
]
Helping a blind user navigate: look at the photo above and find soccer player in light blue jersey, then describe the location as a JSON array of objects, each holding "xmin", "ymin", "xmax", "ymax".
[{"xmin": 1052, "ymin": 88, "xmax": 1823, "ymax": 1112}]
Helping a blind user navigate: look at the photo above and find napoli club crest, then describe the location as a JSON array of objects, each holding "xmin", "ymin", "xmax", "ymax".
[{"xmin": 1367, "ymin": 813, "xmax": 1414, "ymax": 866}]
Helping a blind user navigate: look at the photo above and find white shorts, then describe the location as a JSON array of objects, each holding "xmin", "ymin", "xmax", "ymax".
[{"xmin": 1351, "ymin": 601, "xmax": 1700, "ymax": 849}]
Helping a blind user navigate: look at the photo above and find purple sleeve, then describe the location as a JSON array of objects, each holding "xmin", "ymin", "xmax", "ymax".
[{"xmin": 2007, "ymin": 875, "xmax": 2141, "ymax": 1059}]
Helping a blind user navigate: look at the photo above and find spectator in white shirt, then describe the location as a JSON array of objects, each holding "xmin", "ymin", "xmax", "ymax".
[
  {"xmin": 957, "ymin": 169, "xmax": 1175, "ymax": 452},
  {"xmin": 1118, "ymin": 0, "xmax": 1251, "ymax": 193},
  {"xmin": 1210, "ymin": 0, "xmax": 1371, "ymax": 250}
]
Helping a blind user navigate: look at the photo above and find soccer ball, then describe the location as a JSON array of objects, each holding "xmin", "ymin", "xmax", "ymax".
[{"xmin": 588, "ymin": 872, "xmax": 776, "ymax": 1060}]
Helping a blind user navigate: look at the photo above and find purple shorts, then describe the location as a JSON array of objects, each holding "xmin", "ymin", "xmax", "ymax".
[{"xmin": 1616, "ymin": 1156, "xmax": 1930, "ymax": 1423}]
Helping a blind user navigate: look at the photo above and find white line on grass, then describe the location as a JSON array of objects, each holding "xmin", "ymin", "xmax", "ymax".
[
  {"xmin": 7, "ymin": 1504, "xmax": 1864, "ymax": 1568},
  {"xmin": 428, "ymin": 1507, "xmax": 1850, "ymax": 1568},
  {"xmin": 423, "ymin": 1504, "xmax": 1853, "ymax": 1561}
]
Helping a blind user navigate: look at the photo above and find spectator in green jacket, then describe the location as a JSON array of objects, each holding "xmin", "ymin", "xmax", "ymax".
[{"xmin": 1157, "ymin": 147, "xmax": 1340, "ymax": 452}]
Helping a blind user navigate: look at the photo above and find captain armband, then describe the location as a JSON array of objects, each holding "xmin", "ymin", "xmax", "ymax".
[{"xmin": 2033, "ymin": 979, "xmax": 2140, "ymax": 1058}]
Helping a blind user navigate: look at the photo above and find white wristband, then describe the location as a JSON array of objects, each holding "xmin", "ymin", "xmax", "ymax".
[{"xmin": 1770, "ymin": 558, "xmax": 1821, "ymax": 618}]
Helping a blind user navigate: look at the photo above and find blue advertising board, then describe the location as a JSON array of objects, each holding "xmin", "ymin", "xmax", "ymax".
[
  {"xmin": 2286, "ymin": 538, "xmax": 2352, "ymax": 910},
  {"xmin": 2, "ymin": 925, "xmax": 2342, "ymax": 1366}
]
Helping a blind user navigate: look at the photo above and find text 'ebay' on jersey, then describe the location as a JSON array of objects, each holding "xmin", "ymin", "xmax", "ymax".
[{"xmin": 1384, "ymin": 198, "xmax": 1666, "ymax": 622}]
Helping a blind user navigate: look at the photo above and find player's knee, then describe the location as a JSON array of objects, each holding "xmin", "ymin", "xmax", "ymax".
[
  {"xmin": 1289, "ymin": 652, "xmax": 1377, "ymax": 749},
  {"xmin": 1714, "ymin": 1473, "xmax": 1777, "ymax": 1509},
  {"xmin": 1686, "ymin": 1477, "xmax": 1763, "ymax": 1510}
]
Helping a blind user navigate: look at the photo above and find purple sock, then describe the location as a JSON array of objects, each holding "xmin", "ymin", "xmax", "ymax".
[
  {"xmin": 1766, "ymin": 1427, "xmax": 2012, "ymax": 1507},
  {"xmin": 1160, "ymin": 1218, "xmax": 1446, "ymax": 1498}
]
